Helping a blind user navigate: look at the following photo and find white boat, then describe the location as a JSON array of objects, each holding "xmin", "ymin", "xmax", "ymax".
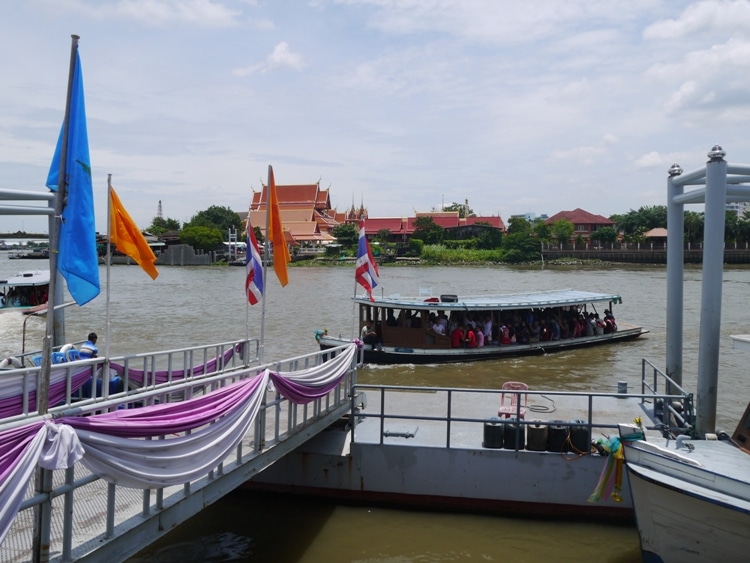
[
  {"xmin": 618, "ymin": 415, "xmax": 750, "ymax": 562},
  {"xmin": 0, "ymin": 270, "xmax": 49, "ymax": 315},
  {"xmin": 618, "ymin": 334, "xmax": 750, "ymax": 562},
  {"xmin": 316, "ymin": 288, "xmax": 647, "ymax": 364}
]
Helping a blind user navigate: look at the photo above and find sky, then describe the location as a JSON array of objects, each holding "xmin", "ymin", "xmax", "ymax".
[{"xmin": 2, "ymin": 0, "xmax": 750, "ymax": 234}]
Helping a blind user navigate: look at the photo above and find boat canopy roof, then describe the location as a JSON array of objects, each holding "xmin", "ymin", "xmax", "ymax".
[
  {"xmin": 355, "ymin": 289, "xmax": 623, "ymax": 311},
  {"xmin": 0, "ymin": 270, "xmax": 50, "ymax": 287}
]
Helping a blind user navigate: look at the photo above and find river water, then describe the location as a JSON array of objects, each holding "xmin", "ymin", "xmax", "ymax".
[{"xmin": 2, "ymin": 257, "xmax": 749, "ymax": 562}]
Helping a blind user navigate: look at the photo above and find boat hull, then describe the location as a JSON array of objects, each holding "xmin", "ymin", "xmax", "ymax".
[
  {"xmin": 620, "ymin": 432, "xmax": 750, "ymax": 563},
  {"xmin": 626, "ymin": 462, "xmax": 750, "ymax": 563},
  {"xmin": 319, "ymin": 326, "xmax": 647, "ymax": 364}
]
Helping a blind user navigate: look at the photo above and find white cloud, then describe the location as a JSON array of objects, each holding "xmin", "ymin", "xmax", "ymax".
[
  {"xmin": 5, "ymin": 1, "xmax": 750, "ymax": 234},
  {"xmin": 644, "ymin": 0, "xmax": 750, "ymax": 40},
  {"xmin": 232, "ymin": 41, "xmax": 303, "ymax": 76}
]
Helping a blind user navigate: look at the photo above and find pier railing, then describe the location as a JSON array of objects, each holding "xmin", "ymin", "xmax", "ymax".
[
  {"xmin": 640, "ymin": 358, "xmax": 695, "ymax": 433},
  {"xmin": 352, "ymin": 363, "xmax": 693, "ymax": 452},
  {"xmin": 0, "ymin": 338, "xmax": 259, "ymax": 422},
  {"xmin": 0, "ymin": 345, "xmax": 356, "ymax": 563}
]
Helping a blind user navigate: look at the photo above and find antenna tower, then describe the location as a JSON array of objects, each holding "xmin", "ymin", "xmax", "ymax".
[{"xmin": 157, "ymin": 200, "xmax": 163, "ymax": 219}]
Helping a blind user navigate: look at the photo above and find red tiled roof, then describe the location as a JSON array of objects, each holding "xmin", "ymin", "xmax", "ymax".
[
  {"xmin": 363, "ymin": 217, "xmax": 408, "ymax": 235},
  {"xmin": 545, "ymin": 208, "xmax": 614, "ymax": 226},
  {"xmin": 466, "ymin": 216, "xmax": 505, "ymax": 230}
]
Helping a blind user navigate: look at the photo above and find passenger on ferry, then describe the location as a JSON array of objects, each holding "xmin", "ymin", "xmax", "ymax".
[
  {"xmin": 438, "ymin": 312, "xmax": 449, "ymax": 333},
  {"xmin": 516, "ymin": 321, "xmax": 530, "ymax": 344},
  {"xmin": 549, "ymin": 316, "xmax": 561, "ymax": 340},
  {"xmin": 482, "ymin": 315, "xmax": 493, "ymax": 343},
  {"xmin": 430, "ymin": 314, "xmax": 445, "ymax": 335},
  {"xmin": 539, "ymin": 320, "xmax": 551, "ymax": 342},
  {"xmin": 604, "ymin": 309, "xmax": 617, "ymax": 333},
  {"xmin": 475, "ymin": 327, "xmax": 485, "ymax": 348},
  {"xmin": 386, "ymin": 310, "xmax": 398, "ymax": 327},
  {"xmin": 530, "ymin": 321, "xmax": 541, "ymax": 342},
  {"xmin": 361, "ymin": 322, "xmax": 382, "ymax": 351},
  {"xmin": 79, "ymin": 333, "xmax": 98, "ymax": 358},
  {"xmin": 499, "ymin": 324, "xmax": 511, "ymax": 345},
  {"xmin": 465, "ymin": 325, "xmax": 478, "ymax": 348},
  {"xmin": 585, "ymin": 313, "xmax": 595, "ymax": 337},
  {"xmin": 450, "ymin": 324, "xmax": 465, "ymax": 348},
  {"xmin": 594, "ymin": 314, "xmax": 605, "ymax": 336}
]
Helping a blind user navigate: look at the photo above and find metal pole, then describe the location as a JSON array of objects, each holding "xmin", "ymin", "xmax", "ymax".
[
  {"xmin": 696, "ymin": 145, "xmax": 727, "ymax": 436},
  {"xmin": 34, "ymin": 34, "xmax": 79, "ymax": 563},
  {"xmin": 665, "ymin": 163, "xmax": 684, "ymax": 388}
]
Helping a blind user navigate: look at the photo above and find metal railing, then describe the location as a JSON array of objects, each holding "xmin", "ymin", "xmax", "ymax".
[
  {"xmin": 0, "ymin": 338, "xmax": 260, "ymax": 422},
  {"xmin": 641, "ymin": 358, "xmax": 695, "ymax": 433},
  {"xmin": 351, "ymin": 358, "xmax": 693, "ymax": 452},
  {"xmin": 1, "ymin": 345, "xmax": 356, "ymax": 563}
]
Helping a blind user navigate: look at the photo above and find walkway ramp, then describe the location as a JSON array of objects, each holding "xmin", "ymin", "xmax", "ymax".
[{"xmin": 0, "ymin": 343, "xmax": 358, "ymax": 563}]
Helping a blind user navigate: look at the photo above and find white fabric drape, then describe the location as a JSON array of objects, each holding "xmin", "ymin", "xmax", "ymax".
[{"xmin": 0, "ymin": 344, "xmax": 356, "ymax": 547}]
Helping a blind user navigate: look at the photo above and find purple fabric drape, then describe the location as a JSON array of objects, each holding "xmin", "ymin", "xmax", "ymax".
[
  {"xmin": 269, "ymin": 373, "xmax": 345, "ymax": 403},
  {"xmin": 0, "ymin": 367, "xmax": 94, "ymax": 419},
  {"xmin": 0, "ymin": 422, "xmax": 44, "ymax": 483},
  {"xmin": 108, "ymin": 344, "xmax": 241, "ymax": 386},
  {"xmin": 59, "ymin": 373, "xmax": 265, "ymax": 438}
]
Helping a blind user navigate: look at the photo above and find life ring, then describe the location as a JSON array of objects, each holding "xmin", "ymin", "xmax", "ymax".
[
  {"xmin": 0, "ymin": 356, "xmax": 22, "ymax": 369},
  {"xmin": 60, "ymin": 343, "xmax": 79, "ymax": 362}
]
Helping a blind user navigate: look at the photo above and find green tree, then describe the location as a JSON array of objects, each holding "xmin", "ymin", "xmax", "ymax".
[
  {"xmin": 738, "ymin": 216, "xmax": 750, "ymax": 243},
  {"xmin": 179, "ymin": 225, "xmax": 224, "ymax": 252},
  {"xmin": 413, "ymin": 216, "xmax": 444, "ymax": 245},
  {"xmin": 505, "ymin": 216, "xmax": 532, "ymax": 235},
  {"xmin": 442, "ymin": 202, "xmax": 474, "ymax": 218},
  {"xmin": 473, "ymin": 223, "xmax": 503, "ymax": 249},
  {"xmin": 683, "ymin": 211, "xmax": 704, "ymax": 244},
  {"xmin": 502, "ymin": 232, "xmax": 539, "ymax": 262},
  {"xmin": 533, "ymin": 219, "xmax": 551, "ymax": 243},
  {"xmin": 592, "ymin": 226, "xmax": 618, "ymax": 245},
  {"xmin": 147, "ymin": 216, "xmax": 181, "ymax": 235},
  {"xmin": 725, "ymin": 211, "xmax": 740, "ymax": 243},
  {"xmin": 550, "ymin": 219, "xmax": 575, "ymax": 248},
  {"xmin": 612, "ymin": 205, "xmax": 667, "ymax": 236},
  {"xmin": 332, "ymin": 223, "xmax": 358, "ymax": 248},
  {"xmin": 186, "ymin": 205, "xmax": 243, "ymax": 234},
  {"xmin": 375, "ymin": 228, "xmax": 392, "ymax": 243}
]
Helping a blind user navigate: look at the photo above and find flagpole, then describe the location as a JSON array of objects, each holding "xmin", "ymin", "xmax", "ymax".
[
  {"xmin": 39, "ymin": 35, "xmax": 79, "ymax": 416},
  {"xmin": 34, "ymin": 33, "xmax": 79, "ymax": 563},
  {"xmin": 259, "ymin": 165, "xmax": 273, "ymax": 363},
  {"xmin": 351, "ymin": 275, "xmax": 358, "ymax": 339},
  {"xmin": 105, "ymin": 174, "xmax": 112, "ymax": 360}
]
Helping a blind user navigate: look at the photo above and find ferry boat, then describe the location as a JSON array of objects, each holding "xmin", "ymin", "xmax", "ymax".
[
  {"xmin": 0, "ymin": 270, "xmax": 49, "ymax": 314},
  {"xmin": 316, "ymin": 288, "xmax": 647, "ymax": 364}
]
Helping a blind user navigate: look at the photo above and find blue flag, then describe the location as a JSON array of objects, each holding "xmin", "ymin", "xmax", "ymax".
[{"xmin": 46, "ymin": 49, "xmax": 100, "ymax": 306}]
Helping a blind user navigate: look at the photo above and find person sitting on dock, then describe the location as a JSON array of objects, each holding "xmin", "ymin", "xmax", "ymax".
[{"xmin": 79, "ymin": 333, "xmax": 99, "ymax": 358}]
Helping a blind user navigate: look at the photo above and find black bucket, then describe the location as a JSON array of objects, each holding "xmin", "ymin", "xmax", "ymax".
[
  {"xmin": 526, "ymin": 420, "xmax": 549, "ymax": 451},
  {"xmin": 547, "ymin": 420, "xmax": 569, "ymax": 452},
  {"xmin": 503, "ymin": 417, "xmax": 525, "ymax": 450},
  {"xmin": 483, "ymin": 417, "xmax": 504, "ymax": 448},
  {"xmin": 569, "ymin": 419, "xmax": 590, "ymax": 454}
]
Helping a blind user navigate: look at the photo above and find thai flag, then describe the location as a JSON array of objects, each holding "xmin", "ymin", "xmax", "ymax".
[
  {"xmin": 245, "ymin": 218, "xmax": 264, "ymax": 305},
  {"xmin": 355, "ymin": 220, "xmax": 379, "ymax": 301}
]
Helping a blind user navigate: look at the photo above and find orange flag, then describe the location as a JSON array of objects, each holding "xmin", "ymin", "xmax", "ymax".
[
  {"xmin": 267, "ymin": 165, "xmax": 290, "ymax": 286},
  {"xmin": 109, "ymin": 187, "xmax": 159, "ymax": 280}
]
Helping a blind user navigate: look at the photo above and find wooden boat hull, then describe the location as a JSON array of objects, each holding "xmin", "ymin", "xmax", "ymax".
[{"xmin": 319, "ymin": 325, "xmax": 647, "ymax": 364}]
